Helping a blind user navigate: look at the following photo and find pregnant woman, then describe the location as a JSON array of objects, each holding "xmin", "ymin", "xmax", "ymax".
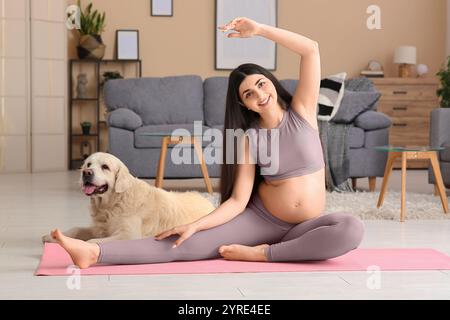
[{"xmin": 50, "ymin": 17, "xmax": 364, "ymax": 268}]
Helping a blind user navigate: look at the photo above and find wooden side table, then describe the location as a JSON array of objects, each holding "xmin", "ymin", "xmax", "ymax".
[
  {"xmin": 375, "ymin": 146, "xmax": 448, "ymax": 222},
  {"xmin": 140, "ymin": 133, "xmax": 213, "ymax": 194}
]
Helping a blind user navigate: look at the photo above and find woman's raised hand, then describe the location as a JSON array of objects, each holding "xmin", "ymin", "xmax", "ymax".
[
  {"xmin": 154, "ymin": 223, "xmax": 199, "ymax": 248},
  {"xmin": 218, "ymin": 17, "xmax": 261, "ymax": 38}
]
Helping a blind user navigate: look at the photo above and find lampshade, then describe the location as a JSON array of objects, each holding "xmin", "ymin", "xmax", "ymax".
[{"xmin": 394, "ymin": 46, "xmax": 417, "ymax": 64}]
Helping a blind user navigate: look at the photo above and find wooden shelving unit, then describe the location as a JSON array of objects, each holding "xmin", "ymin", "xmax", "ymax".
[{"xmin": 68, "ymin": 59, "xmax": 142, "ymax": 169}]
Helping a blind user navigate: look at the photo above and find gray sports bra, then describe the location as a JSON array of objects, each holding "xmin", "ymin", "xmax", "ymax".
[{"xmin": 245, "ymin": 106, "xmax": 325, "ymax": 181}]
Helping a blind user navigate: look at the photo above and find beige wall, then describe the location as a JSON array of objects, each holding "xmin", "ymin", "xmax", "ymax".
[
  {"xmin": 447, "ymin": 0, "xmax": 450, "ymax": 56},
  {"xmin": 68, "ymin": 0, "xmax": 446, "ymax": 79}
]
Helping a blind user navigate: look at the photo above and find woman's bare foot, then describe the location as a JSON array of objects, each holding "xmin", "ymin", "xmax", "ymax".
[
  {"xmin": 218, "ymin": 244, "xmax": 269, "ymax": 262},
  {"xmin": 51, "ymin": 229, "xmax": 100, "ymax": 269}
]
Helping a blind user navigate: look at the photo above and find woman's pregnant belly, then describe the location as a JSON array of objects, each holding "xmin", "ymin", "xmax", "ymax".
[{"xmin": 258, "ymin": 168, "xmax": 326, "ymax": 223}]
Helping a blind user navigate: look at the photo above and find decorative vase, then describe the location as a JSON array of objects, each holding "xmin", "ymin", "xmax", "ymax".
[
  {"xmin": 81, "ymin": 125, "xmax": 91, "ymax": 135},
  {"xmin": 398, "ymin": 63, "xmax": 412, "ymax": 78},
  {"xmin": 77, "ymin": 34, "xmax": 105, "ymax": 60},
  {"xmin": 76, "ymin": 73, "xmax": 88, "ymax": 98},
  {"xmin": 416, "ymin": 64, "xmax": 429, "ymax": 77},
  {"xmin": 80, "ymin": 140, "xmax": 92, "ymax": 160}
]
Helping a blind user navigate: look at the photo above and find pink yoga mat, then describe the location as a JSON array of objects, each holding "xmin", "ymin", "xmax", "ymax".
[{"xmin": 35, "ymin": 243, "xmax": 450, "ymax": 276}]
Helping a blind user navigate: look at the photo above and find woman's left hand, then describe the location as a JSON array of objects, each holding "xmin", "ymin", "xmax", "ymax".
[
  {"xmin": 218, "ymin": 17, "xmax": 261, "ymax": 38},
  {"xmin": 154, "ymin": 223, "xmax": 198, "ymax": 248}
]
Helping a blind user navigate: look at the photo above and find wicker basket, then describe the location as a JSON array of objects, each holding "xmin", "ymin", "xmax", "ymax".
[{"xmin": 77, "ymin": 35, "xmax": 105, "ymax": 60}]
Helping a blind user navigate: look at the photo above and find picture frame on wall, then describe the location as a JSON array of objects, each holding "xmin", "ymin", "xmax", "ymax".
[
  {"xmin": 116, "ymin": 30, "xmax": 140, "ymax": 60},
  {"xmin": 215, "ymin": 0, "xmax": 277, "ymax": 70},
  {"xmin": 151, "ymin": 0, "xmax": 173, "ymax": 17}
]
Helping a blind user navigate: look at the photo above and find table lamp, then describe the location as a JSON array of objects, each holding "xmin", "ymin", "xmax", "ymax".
[{"xmin": 394, "ymin": 46, "xmax": 417, "ymax": 78}]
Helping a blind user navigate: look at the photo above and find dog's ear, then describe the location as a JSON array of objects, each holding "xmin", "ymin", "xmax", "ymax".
[{"xmin": 115, "ymin": 163, "xmax": 133, "ymax": 193}]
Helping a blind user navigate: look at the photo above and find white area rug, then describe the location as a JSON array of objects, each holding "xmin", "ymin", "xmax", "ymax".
[{"xmin": 200, "ymin": 191, "xmax": 450, "ymax": 220}]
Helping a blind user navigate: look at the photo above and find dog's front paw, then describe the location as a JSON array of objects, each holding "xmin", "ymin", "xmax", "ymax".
[{"xmin": 42, "ymin": 234, "xmax": 56, "ymax": 243}]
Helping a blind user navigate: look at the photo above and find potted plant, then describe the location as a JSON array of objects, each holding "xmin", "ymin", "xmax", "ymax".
[
  {"xmin": 76, "ymin": 0, "xmax": 106, "ymax": 60},
  {"xmin": 100, "ymin": 71, "xmax": 123, "ymax": 87},
  {"xmin": 80, "ymin": 121, "xmax": 92, "ymax": 135},
  {"xmin": 436, "ymin": 55, "xmax": 450, "ymax": 108}
]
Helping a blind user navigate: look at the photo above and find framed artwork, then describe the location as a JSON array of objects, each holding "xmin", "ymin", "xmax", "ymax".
[
  {"xmin": 151, "ymin": 0, "xmax": 173, "ymax": 17},
  {"xmin": 215, "ymin": 0, "xmax": 277, "ymax": 70},
  {"xmin": 116, "ymin": 30, "xmax": 140, "ymax": 60}
]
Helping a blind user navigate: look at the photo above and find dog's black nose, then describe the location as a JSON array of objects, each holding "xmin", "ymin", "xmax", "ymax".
[{"xmin": 83, "ymin": 169, "xmax": 94, "ymax": 180}]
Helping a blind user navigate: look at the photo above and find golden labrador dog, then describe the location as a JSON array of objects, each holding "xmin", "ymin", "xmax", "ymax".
[{"xmin": 42, "ymin": 152, "xmax": 215, "ymax": 243}]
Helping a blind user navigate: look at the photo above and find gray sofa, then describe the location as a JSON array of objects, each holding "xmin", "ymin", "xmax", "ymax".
[
  {"xmin": 429, "ymin": 108, "xmax": 450, "ymax": 188},
  {"xmin": 104, "ymin": 75, "xmax": 391, "ymax": 187}
]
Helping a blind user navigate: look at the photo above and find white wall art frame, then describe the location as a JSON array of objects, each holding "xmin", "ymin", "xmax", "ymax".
[{"xmin": 215, "ymin": 0, "xmax": 277, "ymax": 70}]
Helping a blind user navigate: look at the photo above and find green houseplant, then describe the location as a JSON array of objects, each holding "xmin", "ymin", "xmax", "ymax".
[
  {"xmin": 436, "ymin": 55, "xmax": 450, "ymax": 108},
  {"xmin": 80, "ymin": 121, "xmax": 92, "ymax": 135},
  {"xmin": 101, "ymin": 71, "xmax": 123, "ymax": 87},
  {"xmin": 76, "ymin": 0, "xmax": 106, "ymax": 60}
]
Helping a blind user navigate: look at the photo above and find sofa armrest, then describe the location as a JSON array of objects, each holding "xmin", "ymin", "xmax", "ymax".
[
  {"xmin": 430, "ymin": 108, "xmax": 450, "ymax": 148},
  {"xmin": 353, "ymin": 111, "xmax": 392, "ymax": 131},
  {"xmin": 107, "ymin": 108, "xmax": 143, "ymax": 131}
]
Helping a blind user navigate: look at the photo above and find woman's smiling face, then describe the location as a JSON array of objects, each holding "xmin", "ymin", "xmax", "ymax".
[{"xmin": 238, "ymin": 74, "xmax": 278, "ymax": 112}]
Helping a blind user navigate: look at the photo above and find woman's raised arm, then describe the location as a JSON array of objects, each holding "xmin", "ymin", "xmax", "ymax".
[{"xmin": 219, "ymin": 17, "xmax": 321, "ymax": 121}]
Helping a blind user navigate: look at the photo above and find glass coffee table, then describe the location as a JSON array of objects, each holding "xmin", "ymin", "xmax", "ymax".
[
  {"xmin": 139, "ymin": 132, "xmax": 213, "ymax": 194},
  {"xmin": 375, "ymin": 145, "xmax": 448, "ymax": 221}
]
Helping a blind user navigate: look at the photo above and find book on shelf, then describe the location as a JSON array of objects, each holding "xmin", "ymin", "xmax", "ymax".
[{"xmin": 360, "ymin": 70, "xmax": 385, "ymax": 78}]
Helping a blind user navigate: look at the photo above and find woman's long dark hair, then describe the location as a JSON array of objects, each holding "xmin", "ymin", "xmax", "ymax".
[{"xmin": 219, "ymin": 63, "xmax": 293, "ymax": 204}]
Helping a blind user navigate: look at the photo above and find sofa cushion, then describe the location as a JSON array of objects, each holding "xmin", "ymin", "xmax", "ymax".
[
  {"xmin": 280, "ymin": 79, "xmax": 297, "ymax": 95},
  {"xmin": 281, "ymin": 74, "xmax": 348, "ymax": 122},
  {"xmin": 107, "ymin": 108, "xmax": 142, "ymax": 131},
  {"xmin": 353, "ymin": 110, "xmax": 392, "ymax": 130},
  {"xmin": 345, "ymin": 77, "xmax": 380, "ymax": 112},
  {"xmin": 332, "ymin": 90, "xmax": 381, "ymax": 124},
  {"xmin": 204, "ymin": 77, "xmax": 228, "ymax": 126},
  {"xmin": 348, "ymin": 127, "xmax": 365, "ymax": 149},
  {"xmin": 211, "ymin": 124, "xmax": 224, "ymax": 132},
  {"xmin": 318, "ymin": 72, "xmax": 347, "ymax": 121},
  {"xmin": 345, "ymin": 77, "xmax": 377, "ymax": 92},
  {"xmin": 104, "ymin": 76, "xmax": 204, "ymax": 125},
  {"xmin": 441, "ymin": 141, "xmax": 450, "ymax": 162},
  {"xmin": 135, "ymin": 124, "xmax": 212, "ymax": 148},
  {"xmin": 204, "ymin": 125, "xmax": 225, "ymax": 148}
]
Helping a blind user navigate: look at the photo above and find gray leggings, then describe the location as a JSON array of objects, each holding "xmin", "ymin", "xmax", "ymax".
[{"xmin": 97, "ymin": 193, "xmax": 364, "ymax": 265}]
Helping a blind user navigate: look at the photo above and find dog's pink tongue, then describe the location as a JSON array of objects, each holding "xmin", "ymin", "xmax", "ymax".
[{"xmin": 83, "ymin": 185, "xmax": 96, "ymax": 195}]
